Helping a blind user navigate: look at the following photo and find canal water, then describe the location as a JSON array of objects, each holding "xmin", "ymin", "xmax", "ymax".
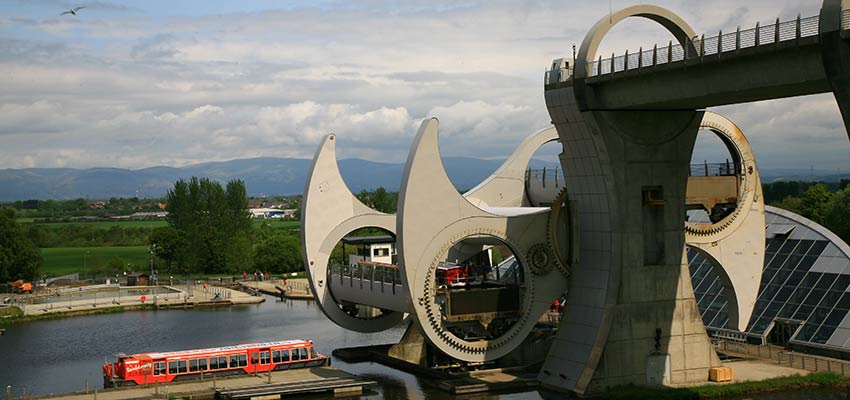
[
  {"xmin": 0, "ymin": 295, "xmax": 540, "ymax": 398},
  {"xmin": 0, "ymin": 296, "xmax": 845, "ymax": 399}
]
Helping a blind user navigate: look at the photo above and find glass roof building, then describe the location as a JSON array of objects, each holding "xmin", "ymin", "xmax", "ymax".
[{"xmin": 689, "ymin": 205, "xmax": 850, "ymax": 357}]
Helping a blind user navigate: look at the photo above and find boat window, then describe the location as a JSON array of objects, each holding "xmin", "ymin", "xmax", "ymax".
[
  {"xmin": 219, "ymin": 356, "xmax": 227, "ymax": 369},
  {"xmin": 168, "ymin": 361, "xmax": 178, "ymax": 374},
  {"xmin": 238, "ymin": 354, "xmax": 248, "ymax": 367},
  {"xmin": 292, "ymin": 348, "xmax": 301, "ymax": 361},
  {"xmin": 272, "ymin": 350, "xmax": 281, "ymax": 363},
  {"xmin": 310, "ymin": 347, "xmax": 317, "ymax": 358},
  {"xmin": 251, "ymin": 352, "xmax": 258, "ymax": 364},
  {"xmin": 299, "ymin": 348, "xmax": 308, "ymax": 360},
  {"xmin": 199, "ymin": 358, "xmax": 207, "ymax": 371},
  {"xmin": 210, "ymin": 357, "xmax": 219, "ymax": 370},
  {"xmin": 230, "ymin": 355, "xmax": 239, "ymax": 368},
  {"xmin": 260, "ymin": 351, "xmax": 270, "ymax": 364},
  {"xmin": 189, "ymin": 359, "xmax": 199, "ymax": 372},
  {"xmin": 178, "ymin": 360, "xmax": 187, "ymax": 374},
  {"xmin": 153, "ymin": 362, "xmax": 166, "ymax": 376}
]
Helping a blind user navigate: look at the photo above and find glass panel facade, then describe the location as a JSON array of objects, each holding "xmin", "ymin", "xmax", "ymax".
[{"xmin": 688, "ymin": 208, "xmax": 850, "ymax": 350}]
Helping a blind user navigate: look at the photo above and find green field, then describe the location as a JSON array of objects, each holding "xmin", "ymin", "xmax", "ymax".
[
  {"xmin": 40, "ymin": 246, "xmax": 151, "ymax": 276},
  {"xmin": 20, "ymin": 219, "xmax": 300, "ymax": 230},
  {"xmin": 251, "ymin": 219, "xmax": 301, "ymax": 229},
  {"xmin": 28, "ymin": 220, "xmax": 168, "ymax": 229}
]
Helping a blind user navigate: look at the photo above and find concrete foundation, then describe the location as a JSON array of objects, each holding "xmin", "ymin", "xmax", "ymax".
[{"xmin": 388, "ymin": 322, "xmax": 428, "ymax": 366}]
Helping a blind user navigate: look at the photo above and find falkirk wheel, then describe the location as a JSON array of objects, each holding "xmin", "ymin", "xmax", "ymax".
[
  {"xmin": 302, "ymin": 110, "xmax": 765, "ymax": 392},
  {"xmin": 293, "ymin": 0, "xmax": 850, "ymax": 393}
]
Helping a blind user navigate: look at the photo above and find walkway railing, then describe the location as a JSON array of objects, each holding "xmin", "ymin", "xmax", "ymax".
[
  {"xmin": 715, "ymin": 339, "xmax": 850, "ymax": 376},
  {"xmin": 546, "ymin": 10, "xmax": 850, "ymax": 83},
  {"xmin": 689, "ymin": 160, "xmax": 737, "ymax": 177},
  {"xmin": 329, "ymin": 262, "xmax": 403, "ymax": 295}
]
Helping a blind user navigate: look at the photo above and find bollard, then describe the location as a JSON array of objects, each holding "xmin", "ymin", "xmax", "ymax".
[
  {"xmin": 5, "ymin": 385, "xmax": 10, "ymax": 400},
  {"xmin": 85, "ymin": 378, "xmax": 89, "ymax": 394},
  {"xmin": 94, "ymin": 387, "xmax": 97, "ymax": 400},
  {"xmin": 268, "ymin": 369, "xmax": 272, "ymax": 384}
]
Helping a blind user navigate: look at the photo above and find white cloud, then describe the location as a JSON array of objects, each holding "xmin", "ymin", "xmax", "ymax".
[{"xmin": 0, "ymin": 0, "xmax": 846, "ymax": 173}]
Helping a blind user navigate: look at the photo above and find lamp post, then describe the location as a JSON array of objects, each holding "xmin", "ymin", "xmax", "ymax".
[
  {"xmin": 83, "ymin": 250, "xmax": 90, "ymax": 280},
  {"xmin": 149, "ymin": 244, "xmax": 157, "ymax": 284}
]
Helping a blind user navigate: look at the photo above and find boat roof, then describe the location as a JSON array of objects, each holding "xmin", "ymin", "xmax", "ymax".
[{"xmin": 132, "ymin": 340, "xmax": 310, "ymax": 359}]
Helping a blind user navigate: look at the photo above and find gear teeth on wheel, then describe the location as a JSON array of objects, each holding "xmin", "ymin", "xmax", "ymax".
[
  {"xmin": 418, "ymin": 228, "xmax": 536, "ymax": 355},
  {"xmin": 547, "ymin": 186, "xmax": 572, "ymax": 278}
]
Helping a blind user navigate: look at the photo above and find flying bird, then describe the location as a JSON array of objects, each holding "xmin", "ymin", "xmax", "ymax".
[{"xmin": 60, "ymin": 6, "xmax": 86, "ymax": 16}]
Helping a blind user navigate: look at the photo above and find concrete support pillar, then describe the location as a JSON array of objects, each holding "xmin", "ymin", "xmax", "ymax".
[
  {"xmin": 818, "ymin": 0, "xmax": 850, "ymax": 141},
  {"xmin": 539, "ymin": 84, "xmax": 720, "ymax": 394},
  {"xmin": 387, "ymin": 322, "xmax": 428, "ymax": 367}
]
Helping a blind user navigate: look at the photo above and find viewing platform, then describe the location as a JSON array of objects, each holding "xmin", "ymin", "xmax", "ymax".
[{"xmin": 7, "ymin": 283, "xmax": 263, "ymax": 317}]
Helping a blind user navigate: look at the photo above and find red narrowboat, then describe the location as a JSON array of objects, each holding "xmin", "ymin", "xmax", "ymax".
[{"xmin": 103, "ymin": 339, "xmax": 329, "ymax": 388}]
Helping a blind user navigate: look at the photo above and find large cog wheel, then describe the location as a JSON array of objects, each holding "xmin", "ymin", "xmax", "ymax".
[
  {"xmin": 420, "ymin": 228, "xmax": 535, "ymax": 355},
  {"xmin": 547, "ymin": 187, "xmax": 571, "ymax": 277}
]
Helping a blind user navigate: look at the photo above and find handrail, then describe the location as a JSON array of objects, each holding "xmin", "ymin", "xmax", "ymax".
[{"xmin": 546, "ymin": 12, "xmax": 841, "ymax": 82}]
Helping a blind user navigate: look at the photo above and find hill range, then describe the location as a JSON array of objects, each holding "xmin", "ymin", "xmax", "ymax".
[
  {"xmin": 0, "ymin": 157, "xmax": 559, "ymax": 201},
  {"xmin": 0, "ymin": 157, "xmax": 846, "ymax": 201}
]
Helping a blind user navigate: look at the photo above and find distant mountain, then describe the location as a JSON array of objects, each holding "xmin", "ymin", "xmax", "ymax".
[
  {"xmin": 0, "ymin": 157, "xmax": 559, "ymax": 201},
  {"xmin": 759, "ymin": 168, "xmax": 850, "ymax": 183}
]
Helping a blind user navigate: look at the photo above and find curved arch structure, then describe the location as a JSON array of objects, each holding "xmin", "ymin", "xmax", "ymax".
[
  {"xmin": 397, "ymin": 118, "xmax": 568, "ymax": 361},
  {"xmin": 685, "ymin": 112, "xmax": 765, "ymax": 331},
  {"xmin": 301, "ymin": 134, "xmax": 405, "ymax": 333},
  {"xmin": 574, "ymin": 5, "xmax": 698, "ymax": 109},
  {"xmin": 465, "ymin": 127, "xmax": 558, "ymax": 208},
  {"xmin": 302, "ymin": 127, "xmax": 562, "ymax": 335}
]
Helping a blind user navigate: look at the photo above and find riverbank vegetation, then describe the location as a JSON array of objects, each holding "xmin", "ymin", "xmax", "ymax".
[
  {"xmin": 601, "ymin": 372, "xmax": 849, "ymax": 400},
  {"xmin": 0, "ymin": 208, "xmax": 42, "ymax": 281},
  {"xmin": 765, "ymin": 181, "xmax": 850, "ymax": 244}
]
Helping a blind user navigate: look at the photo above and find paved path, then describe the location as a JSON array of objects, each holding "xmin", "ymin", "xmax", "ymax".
[
  {"xmin": 241, "ymin": 278, "xmax": 313, "ymax": 299},
  {"xmin": 16, "ymin": 284, "xmax": 262, "ymax": 316},
  {"xmin": 724, "ymin": 359, "xmax": 811, "ymax": 382},
  {"xmin": 37, "ymin": 367, "xmax": 353, "ymax": 400}
]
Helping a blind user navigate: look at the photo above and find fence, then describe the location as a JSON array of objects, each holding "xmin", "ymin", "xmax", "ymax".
[
  {"xmin": 689, "ymin": 160, "xmax": 737, "ymax": 177},
  {"xmin": 714, "ymin": 340, "xmax": 850, "ymax": 376},
  {"xmin": 586, "ymin": 14, "xmax": 820, "ymax": 77},
  {"xmin": 546, "ymin": 10, "xmax": 850, "ymax": 84}
]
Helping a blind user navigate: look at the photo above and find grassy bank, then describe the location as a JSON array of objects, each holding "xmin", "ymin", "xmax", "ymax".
[
  {"xmin": 601, "ymin": 372, "xmax": 850, "ymax": 399},
  {"xmin": 20, "ymin": 219, "xmax": 300, "ymax": 230},
  {"xmin": 40, "ymin": 246, "xmax": 150, "ymax": 276},
  {"xmin": 0, "ymin": 305, "xmax": 155, "ymax": 326}
]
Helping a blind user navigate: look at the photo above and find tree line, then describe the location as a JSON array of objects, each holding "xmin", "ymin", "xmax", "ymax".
[
  {"xmin": 5, "ymin": 179, "xmax": 847, "ymax": 283},
  {"xmin": 0, "ymin": 209, "xmax": 42, "ymax": 282},
  {"xmin": 769, "ymin": 182, "xmax": 850, "ymax": 244}
]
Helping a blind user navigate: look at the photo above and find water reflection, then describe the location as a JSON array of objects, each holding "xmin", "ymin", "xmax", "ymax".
[
  {"xmin": 1, "ymin": 296, "xmax": 837, "ymax": 399},
  {"xmin": 0, "ymin": 295, "xmax": 546, "ymax": 398}
]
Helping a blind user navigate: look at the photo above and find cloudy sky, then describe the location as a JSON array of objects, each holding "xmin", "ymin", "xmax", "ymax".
[{"xmin": 0, "ymin": 0, "xmax": 847, "ymax": 172}]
